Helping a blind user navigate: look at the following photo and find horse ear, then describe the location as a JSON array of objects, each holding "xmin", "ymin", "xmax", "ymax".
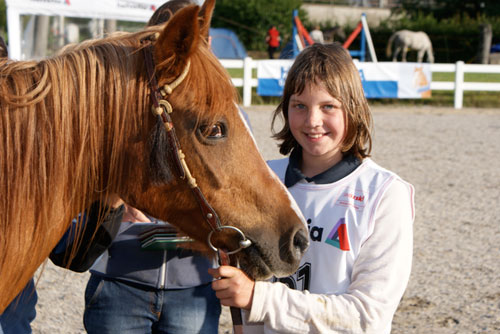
[
  {"xmin": 198, "ymin": 0, "xmax": 215, "ymax": 40},
  {"xmin": 154, "ymin": 4, "xmax": 200, "ymax": 72}
]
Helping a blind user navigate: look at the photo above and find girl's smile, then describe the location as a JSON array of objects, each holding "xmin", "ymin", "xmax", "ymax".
[{"xmin": 305, "ymin": 132, "xmax": 328, "ymax": 140}]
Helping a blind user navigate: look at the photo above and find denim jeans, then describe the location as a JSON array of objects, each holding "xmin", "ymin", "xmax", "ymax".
[{"xmin": 84, "ymin": 275, "xmax": 220, "ymax": 334}]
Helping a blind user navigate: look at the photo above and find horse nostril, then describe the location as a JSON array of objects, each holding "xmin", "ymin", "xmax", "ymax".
[
  {"xmin": 279, "ymin": 227, "xmax": 310, "ymax": 264},
  {"xmin": 293, "ymin": 228, "xmax": 309, "ymax": 256}
]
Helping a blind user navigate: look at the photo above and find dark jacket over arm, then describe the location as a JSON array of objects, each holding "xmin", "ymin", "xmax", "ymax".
[{"xmin": 49, "ymin": 202, "xmax": 124, "ymax": 272}]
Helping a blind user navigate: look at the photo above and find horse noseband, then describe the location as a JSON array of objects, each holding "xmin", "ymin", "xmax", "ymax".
[{"xmin": 141, "ymin": 36, "xmax": 251, "ymax": 255}]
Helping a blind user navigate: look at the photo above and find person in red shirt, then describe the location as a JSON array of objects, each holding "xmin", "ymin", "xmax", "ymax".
[{"xmin": 266, "ymin": 25, "xmax": 281, "ymax": 59}]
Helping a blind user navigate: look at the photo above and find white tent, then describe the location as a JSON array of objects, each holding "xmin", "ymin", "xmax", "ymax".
[{"xmin": 6, "ymin": 0, "xmax": 169, "ymax": 60}]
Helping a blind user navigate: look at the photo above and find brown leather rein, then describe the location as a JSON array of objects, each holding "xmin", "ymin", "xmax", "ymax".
[
  {"xmin": 141, "ymin": 36, "xmax": 247, "ymax": 332},
  {"xmin": 141, "ymin": 37, "xmax": 251, "ymax": 256}
]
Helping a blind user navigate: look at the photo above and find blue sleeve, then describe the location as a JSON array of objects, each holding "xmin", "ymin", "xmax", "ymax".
[
  {"xmin": 238, "ymin": 107, "xmax": 253, "ymax": 133},
  {"xmin": 0, "ymin": 280, "xmax": 37, "ymax": 334},
  {"xmin": 52, "ymin": 213, "xmax": 87, "ymax": 255}
]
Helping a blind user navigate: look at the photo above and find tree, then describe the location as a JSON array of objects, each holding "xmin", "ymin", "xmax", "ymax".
[
  {"xmin": 0, "ymin": 0, "xmax": 6, "ymax": 39},
  {"xmin": 211, "ymin": 0, "xmax": 306, "ymax": 51}
]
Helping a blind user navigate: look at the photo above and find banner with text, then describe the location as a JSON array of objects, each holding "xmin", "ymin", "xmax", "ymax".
[{"xmin": 257, "ymin": 60, "xmax": 432, "ymax": 99}]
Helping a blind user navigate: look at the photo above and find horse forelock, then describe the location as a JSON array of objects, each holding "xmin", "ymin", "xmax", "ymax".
[
  {"xmin": 176, "ymin": 43, "xmax": 238, "ymax": 125},
  {"xmin": 147, "ymin": 33, "xmax": 238, "ymax": 185}
]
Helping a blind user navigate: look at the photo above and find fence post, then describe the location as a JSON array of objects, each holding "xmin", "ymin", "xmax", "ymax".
[
  {"xmin": 454, "ymin": 61, "xmax": 464, "ymax": 109},
  {"xmin": 243, "ymin": 57, "xmax": 252, "ymax": 107},
  {"xmin": 7, "ymin": 7, "xmax": 22, "ymax": 60}
]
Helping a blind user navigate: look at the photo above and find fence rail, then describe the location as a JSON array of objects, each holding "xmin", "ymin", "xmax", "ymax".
[
  {"xmin": 430, "ymin": 62, "xmax": 500, "ymax": 108},
  {"xmin": 220, "ymin": 58, "xmax": 500, "ymax": 109}
]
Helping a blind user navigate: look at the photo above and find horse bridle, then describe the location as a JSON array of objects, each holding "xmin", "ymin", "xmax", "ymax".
[{"xmin": 141, "ymin": 37, "xmax": 252, "ymax": 256}]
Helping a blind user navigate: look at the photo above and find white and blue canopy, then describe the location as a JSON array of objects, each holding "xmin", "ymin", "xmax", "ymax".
[{"xmin": 6, "ymin": 0, "xmax": 169, "ymax": 59}]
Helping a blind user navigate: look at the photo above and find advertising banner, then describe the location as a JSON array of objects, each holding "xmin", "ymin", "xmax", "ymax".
[
  {"xmin": 357, "ymin": 61, "xmax": 431, "ymax": 98},
  {"xmin": 256, "ymin": 59, "xmax": 294, "ymax": 97},
  {"xmin": 257, "ymin": 60, "xmax": 432, "ymax": 99}
]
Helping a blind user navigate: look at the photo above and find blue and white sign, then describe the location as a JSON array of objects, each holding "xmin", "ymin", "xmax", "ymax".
[
  {"xmin": 356, "ymin": 61, "xmax": 431, "ymax": 98},
  {"xmin": 257, "ymin": 60, "xmax": 294, "ymax": 97},
  {"xmin": 257, "ymin": 60, "xmax": 432, "ymax": 99}
]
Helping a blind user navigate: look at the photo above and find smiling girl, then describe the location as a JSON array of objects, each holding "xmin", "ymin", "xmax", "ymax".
[{"xmin": 209, "ymin": 43, "xmax": 415, "ymax": 333}]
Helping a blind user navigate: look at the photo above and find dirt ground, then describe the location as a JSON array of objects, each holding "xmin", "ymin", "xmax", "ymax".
[{"xmin": 31, "ymin": 105, "xmax": 500, "ymax": 333}]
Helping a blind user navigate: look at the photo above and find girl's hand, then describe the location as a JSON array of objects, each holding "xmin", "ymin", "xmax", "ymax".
[{"xmin": 208, "ymin": 266, "xmax": 255, "ymax": 310}]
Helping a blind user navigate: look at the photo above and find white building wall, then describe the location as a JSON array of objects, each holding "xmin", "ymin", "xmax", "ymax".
[{"xmin": 302, "ymin": 4, "xmax": 392, "ymax": 27}]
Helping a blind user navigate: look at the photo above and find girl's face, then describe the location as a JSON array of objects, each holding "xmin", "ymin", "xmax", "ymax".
[{"xmin": 288, "ymin": 82, "xmax": 346, "ymax": 173}]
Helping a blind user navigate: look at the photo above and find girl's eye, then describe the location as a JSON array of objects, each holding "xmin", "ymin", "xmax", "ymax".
[
  {"xmin": 323, "ymin": 103, "xmax": 342, "ymax": 112},
  {"xmin": 293, "ymin": 103, "xmax": 306, "ymax": 110}
]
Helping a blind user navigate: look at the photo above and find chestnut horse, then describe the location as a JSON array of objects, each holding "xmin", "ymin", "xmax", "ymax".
[{"xmin": 0, "ymin": 0, "xmax": 308, "ymax": 312}]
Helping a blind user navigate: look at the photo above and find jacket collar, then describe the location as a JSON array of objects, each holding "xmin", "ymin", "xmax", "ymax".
[{"xmin": 284, "ymin": 148, "xmax": 361, "ymax": 187}]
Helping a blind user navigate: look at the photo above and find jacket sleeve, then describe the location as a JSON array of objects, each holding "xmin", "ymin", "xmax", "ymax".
[
  {"xmin": 49, "ymin": 201, "xmax": 124, "ymax": 272},
  {"xmin": 246, "ymin": 179, "xmax": 414, "ymax": 333}
]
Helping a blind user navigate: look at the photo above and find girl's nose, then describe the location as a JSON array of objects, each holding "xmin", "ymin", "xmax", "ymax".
[{"xmin": 305, "ymin": 108, "xmax": 322, "ymax": 127}]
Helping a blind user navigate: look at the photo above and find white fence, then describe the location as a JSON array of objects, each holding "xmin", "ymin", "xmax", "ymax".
[
  {"xmin": 430, "ymin": 62, "xmax": 500, "ymax": 109},
  {"xmin": 220, "ymin": 58, "xmax": 500, "ymax": 109}
]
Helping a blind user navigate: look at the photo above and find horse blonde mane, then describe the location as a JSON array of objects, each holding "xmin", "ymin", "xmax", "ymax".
[{"xmin": 0, "ymin": 23, "xmax": 237, "ymax": 307}]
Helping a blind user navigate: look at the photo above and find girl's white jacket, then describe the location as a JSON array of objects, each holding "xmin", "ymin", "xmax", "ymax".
[{"xmin": 243, "ymin": 158, "xmax": 415, "ymax": 334}]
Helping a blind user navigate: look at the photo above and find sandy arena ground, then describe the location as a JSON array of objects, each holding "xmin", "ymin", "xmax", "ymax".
[{"xmin": 30, "ymin": 105, "xmax": 500, "ymax": 333}]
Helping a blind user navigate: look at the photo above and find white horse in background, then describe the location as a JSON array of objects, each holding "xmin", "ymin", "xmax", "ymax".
[{"xmin": 386, "ymin": 30, "xmax": 434, "ymax": 63}]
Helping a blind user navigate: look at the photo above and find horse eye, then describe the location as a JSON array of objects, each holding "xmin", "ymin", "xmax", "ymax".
[{"xmin": 200, "ymin": 123, "xmax": 226, "ymax": 139}]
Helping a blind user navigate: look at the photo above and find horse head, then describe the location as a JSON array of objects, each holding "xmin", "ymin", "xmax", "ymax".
[{"xmin": 116, "ymin": 0, "xmax": 309, "ymax": 280}]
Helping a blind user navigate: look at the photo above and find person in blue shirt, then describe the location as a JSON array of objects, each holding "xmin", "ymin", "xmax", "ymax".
[{"xmin": 83, "ymin": 202, "xmax": 220, "ymax": 334}]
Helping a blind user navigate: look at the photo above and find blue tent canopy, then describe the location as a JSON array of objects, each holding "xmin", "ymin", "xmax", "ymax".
[
  {"xmin": 279, "ymin": 40, "xmax": 295, "ymax": 59},
  {"xmin": 209, "ymin": 28, "xmax": 247, "ymax": 59}
]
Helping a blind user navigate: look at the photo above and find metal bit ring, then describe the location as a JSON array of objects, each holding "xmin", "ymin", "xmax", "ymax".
[{"xmin": 207, "ymin": 225, "xmax": 252, "ymax": 255}]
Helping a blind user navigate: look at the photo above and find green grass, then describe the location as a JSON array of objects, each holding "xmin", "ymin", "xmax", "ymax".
[
  {"xmin": 226, "ymin": 68, "xmax": 255, "ymax": 78},
  {"xmin": 229, "ymin": 68, "xmax": 500, "ymax": 108},
  {"xmin": 433, "ymin": 72, "xmax": 500, "ymax": 83}
]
